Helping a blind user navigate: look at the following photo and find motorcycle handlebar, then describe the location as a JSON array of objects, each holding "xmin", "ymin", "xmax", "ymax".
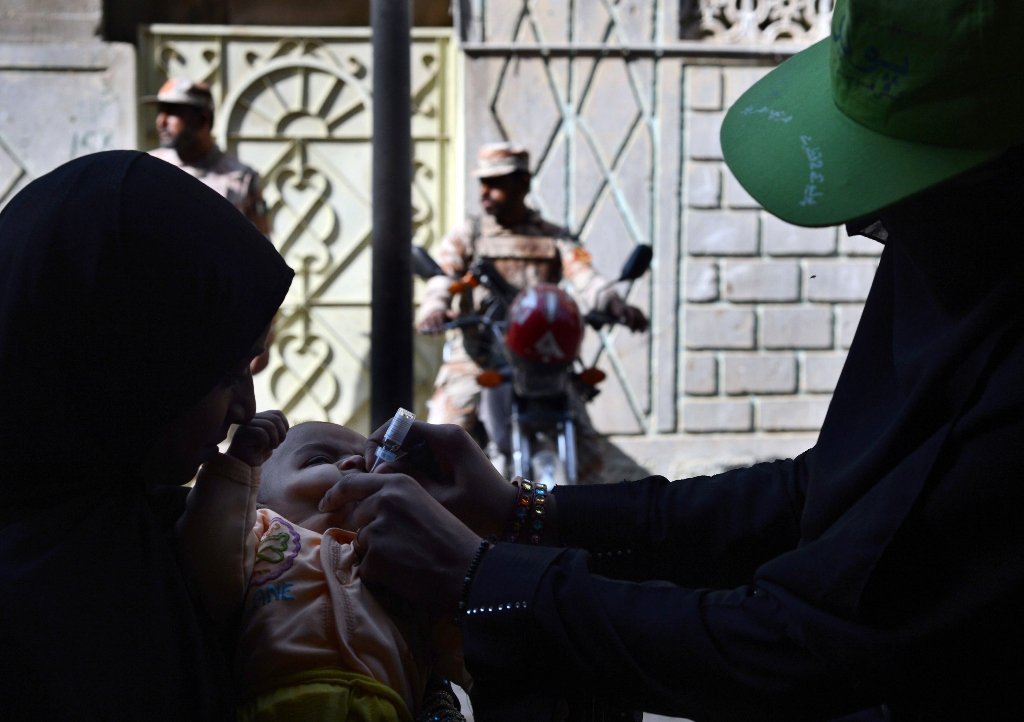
[
  {"xmin": 448, "ymin": 310, "xmax": 617, "ymax": 332},
  {"xmin": 444, "ymin": 315, "xmax": 488, "ymax": 331},
  {"xmin": 583, "ymin": 309, "xmax": 617, "ymax": 330}
]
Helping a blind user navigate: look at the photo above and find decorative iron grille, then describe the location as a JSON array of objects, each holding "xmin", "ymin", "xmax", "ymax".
[{"xmin": 684, "ymin": 0, "xmax": 833, "ymax": 44}]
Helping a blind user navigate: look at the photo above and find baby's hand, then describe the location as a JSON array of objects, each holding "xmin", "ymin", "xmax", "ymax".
[{"xmin": 227, "ymin": 410, "xmax": 289, "ymax": 467}]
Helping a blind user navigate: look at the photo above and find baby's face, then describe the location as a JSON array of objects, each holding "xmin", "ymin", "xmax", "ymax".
[{"xmin": 259, "ymin": 421, "xmax": 366, "ymax": 532}]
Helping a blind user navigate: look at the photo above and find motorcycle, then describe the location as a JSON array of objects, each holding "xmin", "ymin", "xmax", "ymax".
[{"xmin": 413, "ymin": 243, "xmax": 652, "ymax": 486}]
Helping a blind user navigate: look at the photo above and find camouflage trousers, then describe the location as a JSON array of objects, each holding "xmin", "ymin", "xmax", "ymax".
[{"xmin": 426, "ymin": 339, "xmax": 606, "ymax": 484}]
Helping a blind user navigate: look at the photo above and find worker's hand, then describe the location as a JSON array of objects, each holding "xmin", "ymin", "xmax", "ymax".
[
  {"xmin": 322, "ymin": 469, "xmax": 482, "ymax": 622},
  {"xmin": 607, "ymin": 296, "xmax": 649, "ymax": 332},
  {"xmin": 323, "ymin": 421, "xmax": 517, "ymax": 540},
  {"xmin": 416, "ymin": 309, "xmax": 456, "ymax": 335},
  {"xmin": 226, "ymin": 410, "xmax": 289, "ymax": 467}
]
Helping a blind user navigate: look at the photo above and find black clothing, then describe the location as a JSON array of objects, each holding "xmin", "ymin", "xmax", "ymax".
[
  {"xmin": 0, "ymin": 151, "xmax": 293, "ymax": 719},
  {"xmin": 463, "ymin": 163, "xmax": 1024, "ymax": 720}
]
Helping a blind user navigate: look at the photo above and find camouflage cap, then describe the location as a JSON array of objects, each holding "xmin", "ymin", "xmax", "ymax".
[
  {"xmin": 473, "ymin": 142, "xmax": 530, "ymax": 178},
  {"xmin": 141, "ymin": 78, "xmax": 214, "ymax": 112}
]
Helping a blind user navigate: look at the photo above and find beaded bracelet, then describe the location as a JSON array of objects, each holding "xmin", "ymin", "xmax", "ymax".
[
  {"xmin": 455, "ymin": 538, "xmax": 492, "ymax": 623},
  {"xmin": 507, "ymin": 476, "xmax": 548, "ymax": 544},
  {"xmin": 415, "ymin": 679, "xmax": 466, "ymax": 722}
]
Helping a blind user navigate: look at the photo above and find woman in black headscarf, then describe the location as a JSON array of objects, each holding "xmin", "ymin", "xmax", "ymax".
[{"xmin": 0, "ymin": 151, "xmax": 293, "ymax": 718}]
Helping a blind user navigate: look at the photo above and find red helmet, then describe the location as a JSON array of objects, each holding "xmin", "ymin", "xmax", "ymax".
[{"xmin": 505, "ymin": 285, "xmax": 583, "ymax": 365}]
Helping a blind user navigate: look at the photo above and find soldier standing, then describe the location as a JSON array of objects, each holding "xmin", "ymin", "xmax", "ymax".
[
  {"xmin": 143, "ymin": 78, "xmax": 269, "ymax": 236},
  {"xmin": 416, "ymin": 142, "xmax": 647, "ymax": 482}
]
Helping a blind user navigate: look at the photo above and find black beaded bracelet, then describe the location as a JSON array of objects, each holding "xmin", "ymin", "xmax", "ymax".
[{"xmin": 455, "ymin": 538, "xmax": 492, "ymax": 623}]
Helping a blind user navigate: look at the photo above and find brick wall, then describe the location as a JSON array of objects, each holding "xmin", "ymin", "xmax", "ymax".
[{"xmin": 678, "ymin": 65, "xmax": 881, "ymax": 438}]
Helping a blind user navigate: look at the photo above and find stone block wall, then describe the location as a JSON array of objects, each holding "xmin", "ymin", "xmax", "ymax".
[
  {"xmin": 602, "ymin": 58, "xmax": 877, "ymax": 482},
  {"xmin": 0, "ymin": 0, "xmax": 135, "ymax": 207},
  {"xmin": 676, "ymin": 64, "xmax": 881, "ymax": 440},
  {"xmin": 0, "ymin": 0, "xmax": 102, "ymax": 43}
]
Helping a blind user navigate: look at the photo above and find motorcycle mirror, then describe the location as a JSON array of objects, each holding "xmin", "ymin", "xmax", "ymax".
[
  {"xmin": 617, "ymin": 244, "xmax": 653, "ymax": 282},
  {"xmin": 412, "ymin": 246, "xmax": 445, "ymax": 279}
]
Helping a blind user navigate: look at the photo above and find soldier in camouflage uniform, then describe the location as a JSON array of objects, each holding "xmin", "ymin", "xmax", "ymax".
[
  {"xmin": 144, "ymin": 78, "xmax": 269, "ymax": 236},
  {"xmin": 416, "ymin": 142, "xmax": 647, "ymax": 483}
]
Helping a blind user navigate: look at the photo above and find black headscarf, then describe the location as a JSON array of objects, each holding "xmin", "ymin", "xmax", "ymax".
[{"xmin": 0, "ymin": 151, "xmax": 293, "ymax": 718}]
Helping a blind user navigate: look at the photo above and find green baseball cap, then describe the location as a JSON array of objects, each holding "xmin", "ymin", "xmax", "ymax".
[{"xmin": 720, "ymin": 0, "xmax": 1024, "ymax": 228}]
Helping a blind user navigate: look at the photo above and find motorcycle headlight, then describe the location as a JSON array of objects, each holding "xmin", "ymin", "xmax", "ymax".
[{"xmin": 511, "ymin": 356, "xmax": 570, "ymax": 397}]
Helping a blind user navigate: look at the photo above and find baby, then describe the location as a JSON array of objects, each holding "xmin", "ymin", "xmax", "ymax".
[{"xmin": 176, "ymin": 411, "xmax": 465, "ymax": 722}]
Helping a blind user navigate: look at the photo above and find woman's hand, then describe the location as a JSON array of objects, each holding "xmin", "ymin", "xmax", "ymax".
[
  {"xmin": 321, "ymin": 469, "xmax": 482, "ymax": 621},
  {"xmin": 364, "ymin": 421, "xmax": 518, "ymax": 539}
]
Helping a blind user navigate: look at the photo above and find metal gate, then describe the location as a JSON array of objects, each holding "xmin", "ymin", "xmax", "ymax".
[{"xmin": 139, "ymin": 25, "xmax": 457, "ymax": 431}]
